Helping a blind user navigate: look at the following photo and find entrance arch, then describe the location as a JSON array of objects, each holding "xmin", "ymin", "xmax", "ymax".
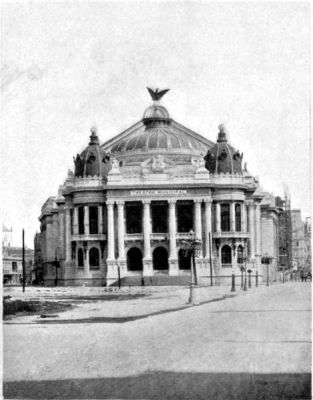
[
  {"xmin": 178, "ymin": 248, "xmax": 191, "ymax": 270},
  {"xmin": 127, "ymin": 247, "xmax": 143, "ymax": 271},
  {"xmin": 153, "ymin": 247, "xmax": 169, "ymax": 270}
]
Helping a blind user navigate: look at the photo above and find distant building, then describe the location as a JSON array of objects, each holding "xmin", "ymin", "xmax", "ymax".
[
  {"xmin": 304, "ymin": 217, "xmax": 311, "ymax": 272},
  {"xmin": 276, "ymin": 196, "xmax": 293, "ymax": 275},
  {"xmin": 2, "ymin": 226, "xmax": 34, "ymax": 285},
  {"xmin": 260, "ymin": 194, "xmax": 280, "ymax": 282},
  {"xmin": 2, "ymin": 225, "xmax": 13, "ymax": 247},
  {"xmin": 291, "ymin": 210, "xmax": 306, "ymax": 272}
]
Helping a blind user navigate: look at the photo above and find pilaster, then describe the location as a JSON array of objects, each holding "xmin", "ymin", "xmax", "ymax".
[
  {"xmin": 107, "ymin": 200, "xmax": 115, "ymax": 261},
  {"xmin": 117, "ymin": 201, "xmax": 126, "ymax": 261}
]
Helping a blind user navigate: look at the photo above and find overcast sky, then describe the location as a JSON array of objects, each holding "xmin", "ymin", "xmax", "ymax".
[{"xmin": 1, "ymin": 1, "xmax": 310, "ymax": 247}]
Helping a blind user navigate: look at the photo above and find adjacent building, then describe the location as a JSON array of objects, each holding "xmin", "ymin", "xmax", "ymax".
[{"xmin": 2, "ymin": 226, "xmax": 34, "ymax": 284}]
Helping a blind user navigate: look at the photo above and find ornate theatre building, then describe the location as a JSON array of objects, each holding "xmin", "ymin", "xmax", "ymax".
[{"xmin": 38, "ymin": 88, "xmax": 277, "ymax": 286}]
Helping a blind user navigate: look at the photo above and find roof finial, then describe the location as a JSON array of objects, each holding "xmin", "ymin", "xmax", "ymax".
[
  {"xmin": 217, "ymin": 123, "xmax": 227, "ymax": 142},
  {"xmin": 147, "ymin": 87, "xmax": 170, "ymax": 101},
  {"xmin": 89, "ymin": 126, "xmax": 99, "ymax": 145}
]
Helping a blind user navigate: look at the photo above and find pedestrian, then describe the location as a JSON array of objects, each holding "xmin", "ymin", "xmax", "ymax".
[{"xmin": 300, "ymin": 270, "xmax": 304, "ymax": 282}]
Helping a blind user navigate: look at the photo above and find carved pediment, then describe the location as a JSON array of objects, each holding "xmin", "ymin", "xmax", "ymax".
[{"xmin": 140, "ymin": 156, "xmax": 175, "ymax": 174}]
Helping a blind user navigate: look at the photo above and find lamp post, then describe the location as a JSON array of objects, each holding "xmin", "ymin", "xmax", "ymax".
[
  {"xmin": 242, "ymin": 248, "xmax": 248, "ymax": 291},
  {"xmin": 180, "ymin": 230, "xmax": 202, "ymax": 306},
  {"xmin": 240, "ymin": 266, "xmax": 244, "ymax": 289},
  {"xmin": 248, "ymin": 269, "xmax": 252, "ymax": 288}
]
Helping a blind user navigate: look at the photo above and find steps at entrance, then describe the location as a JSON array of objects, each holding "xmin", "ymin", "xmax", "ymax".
[{"xmin": 110, "ymin": 274, "xmax": 191, "ymax": 287}]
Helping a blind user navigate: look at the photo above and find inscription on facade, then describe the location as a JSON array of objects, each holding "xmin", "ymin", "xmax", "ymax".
[{"xmin": 130, "ymin": 190, "xmax": 187, "ymax": 196}]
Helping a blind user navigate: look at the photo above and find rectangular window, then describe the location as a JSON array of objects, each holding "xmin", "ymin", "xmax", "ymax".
[
  {"xmin": 152, "ymin": 202, "xmax": 168, "ymax": 233},
  {"xmin": 177, "ymin": 202, "xmax": 193, "ymax": 233},
  {"xmin": 126, "ymin": 202, "xmax": 142, "ymax": 233},
  {"xmin": 89, "ymin": 206, "xmax": 98, "ymax": 234},
  {"xmin": 12, "ymin": 262, "xmax": 17, "ymax": 272},
  {"xmin": 221, "ymin": 204, "xmax": 230, "ymax": 232},
  {"xmin": 235, "ymin": 204, "xmax": 241, "ymax": 232},
  {"xmin": 78, "ymin": 207, "xmax": 84, "ymax": 234}
]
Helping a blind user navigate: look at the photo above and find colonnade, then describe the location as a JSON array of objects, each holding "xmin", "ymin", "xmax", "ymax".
[
  {"xmin": 64, "ymin": 198, "xmax": 262, "ymax": 270},
  {"xmin": 106, "ymin": 198, "xmax": 213, "ymax": 263}
]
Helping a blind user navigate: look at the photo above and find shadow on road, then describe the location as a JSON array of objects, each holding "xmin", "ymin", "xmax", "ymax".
[
  {"xmin": 4, "ymin": 371, "xmax": 311, "ymax": 399},
  {"xmin": 5, "ymin": 295, "xmax": 237, "ymax": 325}
]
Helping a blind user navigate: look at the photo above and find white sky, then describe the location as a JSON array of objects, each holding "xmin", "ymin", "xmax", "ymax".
[{"xmin": 1, "ymin": 1, "xmax": 311, "ymax": 247}]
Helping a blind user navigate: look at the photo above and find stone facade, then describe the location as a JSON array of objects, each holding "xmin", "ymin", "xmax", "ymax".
[{"xmin": 37, "ymin": 91, "xmax": 277, "ymax": 286}]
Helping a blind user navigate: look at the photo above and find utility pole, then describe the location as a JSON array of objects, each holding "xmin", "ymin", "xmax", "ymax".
[{"xmin": 22, "ymin": 229, "xmax": 26, "ymax": 293}]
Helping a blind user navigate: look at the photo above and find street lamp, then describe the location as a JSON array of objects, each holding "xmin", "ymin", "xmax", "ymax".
[
  {"xmin": 242, "ymin": 248, "xmax": 248, "ymax": 291},
  {"xmin": 179, "ymin": 230, "xmax": 202, "ymax": 305}
]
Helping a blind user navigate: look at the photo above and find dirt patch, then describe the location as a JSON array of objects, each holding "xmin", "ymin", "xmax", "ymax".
[{"xmin": 3, "ymin": 299, "xmax": 73, "ymax": 320}]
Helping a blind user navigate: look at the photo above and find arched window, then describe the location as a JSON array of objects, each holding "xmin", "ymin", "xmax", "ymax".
[
  {"xmin": 89, "ymin": 247, "xmax": 99, "ymax": 269},
  {"xmin": 221, "ymin": 245, "xmax": 232, "ymax": 264},
  {"xmin": 221, "ymin": 204, "xmax": 230, "ymax": 232},
  {"xmin": 237, "ymin": 245, "xmax": 243, "ymax": 264},
  {"xmin": 235, "ymin": 204, "xmax": 241, "ymax": 232},
  {"xmin": 78, "ymin": 248, "xmax": 84, "ymax": 268}
]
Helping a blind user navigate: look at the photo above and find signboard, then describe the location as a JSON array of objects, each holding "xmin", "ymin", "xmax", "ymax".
[{"xmin": 130, "ymin": 190, "xmax": 188, "ymax": 196}]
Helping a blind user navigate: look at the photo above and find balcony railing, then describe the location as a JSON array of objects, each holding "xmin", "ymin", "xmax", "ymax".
[
  {"xmin": 71, "ymin": 234, "xmax": 107, "ymax": 241},
  {"xmin": 125, "ymin": 233, "xmax": 143, "ymax": 241},
  {"xmin": 150, "ymin": 233, "xmax": 168, "ymax": 241},
  {"xmin": 213, "ymin": 231, "xmax": 249, "ymax": 239}
]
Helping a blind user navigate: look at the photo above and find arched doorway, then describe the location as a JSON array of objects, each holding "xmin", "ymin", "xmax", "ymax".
[
  {"xmin": 153, "ymin": 247, "xmax": 169, "ymax": 270},
  {"xmin": 178, "ymin": 248, "xmax": 191, "ymax": 270},
  {"xmin": 221, "ymin": 245, "xmax": 232, "ymax": 265},
  {"xmin": 127, "ymin": 247, "xmax": 143, "ymax": 271}
]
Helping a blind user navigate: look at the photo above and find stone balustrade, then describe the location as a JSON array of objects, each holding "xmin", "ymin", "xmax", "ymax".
[
  {"xmin": 213, "ymin": 231, "xmax": 250, "ymax": 239},
  {"xmin": 71, "ymin": 234, "xmax": 107, "ymax": 241}
]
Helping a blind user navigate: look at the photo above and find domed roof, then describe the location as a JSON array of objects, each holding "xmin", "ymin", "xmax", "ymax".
[
  {"xmin": 143, "ymin": 104, "xmax": 170, "ymax": 121},
  {"xmin": 111, "ymin": 97, "xmax": 206, "ymax": 154},
  {"xmin": 74, "ymin": 127, "xmax": 111, "ymax": 177},
  {"xmin": 204, "ymin": 124, "xmax": 243, "ymax": 174}
]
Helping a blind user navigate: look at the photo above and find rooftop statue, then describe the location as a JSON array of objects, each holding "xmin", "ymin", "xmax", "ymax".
[{"xmin": 147, "ymin": 87, "xmax": 170, "ymax": 101}]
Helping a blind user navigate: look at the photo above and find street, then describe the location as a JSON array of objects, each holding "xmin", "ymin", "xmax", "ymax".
[{"xmin": 3, "ymin": 283, "xmax": 311, "ymax": 399}]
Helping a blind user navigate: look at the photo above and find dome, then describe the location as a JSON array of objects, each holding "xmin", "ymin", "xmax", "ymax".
[
  {"xmin": 143, "ymin": 104, "xmax": 170, "ymax": 121},
  {"xmin": 204, "ymin": 124, "xmax": 243, "ymax": 174},
  {"xmin": 74, "ymin": 127, "xmax": 111, "ymax": 177}
]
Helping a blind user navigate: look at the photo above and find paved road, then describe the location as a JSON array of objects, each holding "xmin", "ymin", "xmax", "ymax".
[{"xmin": 3, "ymin": 283, "xmax": 311, "ymax": 399}]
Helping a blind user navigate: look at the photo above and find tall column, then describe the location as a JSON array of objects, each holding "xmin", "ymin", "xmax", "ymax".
[
  {"xmin": 98, "ymin": 205, "xmax": 103, "ymax": 234},
  {"xmin": 248, "ymin": 201, "xmax": 255, "ymax": 258},
  {"xmin": 143, "ymin": 200, "xmax": 152, "ymax": 259},
  {"xmin": 242, "ymin": 202, "xmax": 247, "ymax": 232},
  {"xmin": 194, "ymin": 199, "xmax": 202, "ymax": 257},
  {"xmin": 231, "ymin": 202, "xmax": 236, "ymax": 232},
  {"xmin": 85, "ymin": 246, "xmax": 89, "ymax": 273},
  {"xmin": 73, "ymin": 207, "xmax": 78, "ymax": 235},
  {"xmin": 168, "ymin": 200, "xmax": 177, "ymax": 259},
  {"xmin": 204, "ymin": 199, "xmax": 212, "ymax": 258},
  {"xmin": 84, "ymin": 205, "xmax": 89, "ymax": 235},
  {"xmin": 215, "ymin": 202, "xmax": 221, "ymax": 233},
  {"xmin": 107, "ymin": 200, "xmax": 115, "ymax": 260},
  {"xmin": 65, "ymin": 206, "xmax": 71, "ymax": 262},
  {"xmin": 117, "ymin": 201, "xmax": 125, "ymax": 260}
]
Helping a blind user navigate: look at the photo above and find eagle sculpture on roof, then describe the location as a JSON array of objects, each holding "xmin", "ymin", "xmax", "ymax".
[{"xmin": 147, "ymin": 87, "xmax": 170, "ymax": 101}]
